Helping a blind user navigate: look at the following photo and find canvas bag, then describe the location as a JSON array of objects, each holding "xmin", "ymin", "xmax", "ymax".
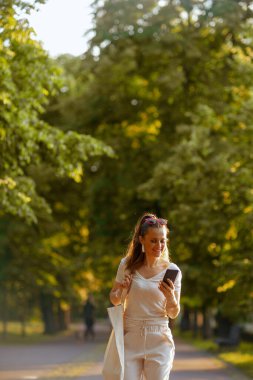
[
  {"xmin": 102, "ymin": 303, "xmax": 125, "ymax": 380},
  {"xmin": 102, "ymin": 279, "xmax": 129, "ymax": 380}
]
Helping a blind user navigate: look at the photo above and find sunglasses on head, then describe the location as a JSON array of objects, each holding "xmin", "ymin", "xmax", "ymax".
[{"xmin": 143, "ymin": 217, "xmax": 167, "ymax": 226}]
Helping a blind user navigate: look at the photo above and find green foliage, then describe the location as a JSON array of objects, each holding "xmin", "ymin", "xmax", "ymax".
[
  {"xmin": 82, "ymin": 0, "xmax": 253, "ymax": 320},
  {"xmin": 2, "ymin": 0, "xmax": 253, "ymax": 330},
  {"xmin": 0, "ymin": 0, "xmax": 115, "ymax": 332},
  {"xmin": 140, "ymin": 103, "xmax": 253, "ymax": 318},
  {"xmin": 0, "ymin": 0, "xmax": 114, "ymax": 224}
]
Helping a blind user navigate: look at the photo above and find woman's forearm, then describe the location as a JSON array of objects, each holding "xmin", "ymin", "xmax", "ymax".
[
  {"xmin": 166, "ymin": 302, "xmax": 180, "ymax": 319},
  {"xmin": 110, "ymin": 287, "xmax": 123, "ymax": 305}
]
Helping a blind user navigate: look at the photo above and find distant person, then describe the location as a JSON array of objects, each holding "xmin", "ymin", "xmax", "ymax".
[
  {"xmin": 83, "ymin": 294, "xmax": 96, "ymax": 340},
  {"xmin": 108, "ymin": 213, "xmax": 182, "ymax": 379}
]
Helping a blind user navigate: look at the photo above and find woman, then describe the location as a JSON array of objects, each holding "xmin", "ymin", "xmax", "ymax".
[{"xmin": 110, "ymin": 213, "xmax": 182, "ymax": 380}]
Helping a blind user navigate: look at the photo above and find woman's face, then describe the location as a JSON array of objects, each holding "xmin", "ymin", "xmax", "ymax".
[{"xmin": 140, "ymin": 227, "xmax": 167, "ymax": 260}]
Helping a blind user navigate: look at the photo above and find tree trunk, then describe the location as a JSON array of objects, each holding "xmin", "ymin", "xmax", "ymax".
[
  {"xmin": 20, "ymin": 316, "xmax": 26, "ymax": 337},
  {"xmin": 202, "ymin": 306, "xmax": 212, "ymax": 339},
  {"xmin": 39, "ymin": 292, "xmax": 56, "ymax": 334},
  {"xmin": 193, "ymin": 308, "xmax": 198, "ymax": 337},
  {"xmin": 57, "ymin": 303, "xmax": 69, "ymax": 331},
  {"xmin": 1, "ymin": 287, "xmax": 8, "ymax": 338},
  {"xmin": 180, "ymin": 306, "xmax": 191, "ymax": 331}
]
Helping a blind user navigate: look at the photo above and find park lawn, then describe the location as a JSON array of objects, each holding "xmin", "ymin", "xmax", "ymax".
[
  {"xmin": 0, "ymin": 321, "xmax": 72, "ymax": 344},
  {"xmin": 219, "ymin": 342, "xmax": 253, "ymax": 379},
  {"xmin": 175, "ymin": 330, "xmax": 253, "ymax": 379}
]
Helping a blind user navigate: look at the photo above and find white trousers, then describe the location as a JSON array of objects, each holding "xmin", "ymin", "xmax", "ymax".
[{"xmin": 124, "ymin": 318, "xmax": 175, "ymax": 380}]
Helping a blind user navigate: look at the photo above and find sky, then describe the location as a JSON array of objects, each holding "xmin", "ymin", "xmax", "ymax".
[{"xmin": 28, "ymin": 0, "xmax": 94, "ymax": 57}]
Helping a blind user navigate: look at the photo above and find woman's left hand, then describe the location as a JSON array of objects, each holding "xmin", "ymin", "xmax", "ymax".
[{"xmin": 159, "ymin": 279, "xmax": 178, "ymax": 307}]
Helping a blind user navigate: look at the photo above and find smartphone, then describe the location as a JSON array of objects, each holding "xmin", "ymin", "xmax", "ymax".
[{"xmin": 162, "ymin": 269, "xmax": 179, "ymax": 284}]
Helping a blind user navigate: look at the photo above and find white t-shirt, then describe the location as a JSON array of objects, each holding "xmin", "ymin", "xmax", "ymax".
[{"xmin": 115, "ymin": 257, "xmax": 182, "ymax": 320}]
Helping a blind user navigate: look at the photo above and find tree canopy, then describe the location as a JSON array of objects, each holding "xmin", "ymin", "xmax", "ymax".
[
  {"xmin": 0, "ymin": 0, "xmax": 113, "ymax": 333},
  {"xmin": 66, "ymin": 0, "xmax": 253, "ymax": 322},
  {"xmin": 0, "ymin": 0, "xmax": 113, "ymax": 224},
  {"xmin": 1, "ymin": 0, "xmax": 253, "ymax": 333}
]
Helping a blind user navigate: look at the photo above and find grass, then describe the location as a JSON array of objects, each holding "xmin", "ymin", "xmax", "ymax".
[
  {"xmin": 175, "ymin": 329, "xmax": 218, "ymax": 351},
  {"xmin": 219, "ymin": 342, "xmax": 253, "ymax": 379},
  {"xmin": 0, "ymin": 321, "xmax": 72, "ymax": 344},
  {"xmin": 175, "ymin": 329, "xmax": 253, "ymax": 379}
]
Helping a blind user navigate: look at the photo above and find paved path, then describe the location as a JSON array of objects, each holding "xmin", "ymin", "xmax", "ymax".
[
  {"xmin": 0, "ymin": 323, "xmax": 251, "ymax": 380},
  {"xmin": 171, "ymin": 339, "xmax": 251, "ymax": 380},
  {"xmin": 0, "ymin": 322, "xmax": 109, "ymax": 380}
]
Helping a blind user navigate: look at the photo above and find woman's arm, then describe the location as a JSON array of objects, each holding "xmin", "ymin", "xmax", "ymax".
[
  {"xmin": 159, "ymin": 278, "xmax": 181, "ymax": 319},
  {"xmin": 110, "ymin": 282, "xmax": 123, "ymax": 306},
  {"xmin": 109, "ymin": 274, "xmax": 132, "ymax": 306},
  {"xmin": 166, "ymin": 290, "xmax": 180, "ymax": 319}
]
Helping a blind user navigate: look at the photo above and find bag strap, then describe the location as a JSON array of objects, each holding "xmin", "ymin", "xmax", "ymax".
[
  {"xmin": 120, "ymin": 267, "xmax": 130, "ymax": 309},
  {"xmin": 121, "ymin": 288, "xmax": 127, "ymax": 302}
]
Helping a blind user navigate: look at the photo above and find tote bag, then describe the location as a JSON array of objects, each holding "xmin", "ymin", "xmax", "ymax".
[{"xmin": 102, "ymin": 303, "xmax": 125, "ymax": 380}]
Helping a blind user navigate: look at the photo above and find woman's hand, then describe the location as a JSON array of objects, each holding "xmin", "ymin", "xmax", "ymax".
[
  {"xmin": 159, "ymin": 279, "xmax": 177, "ymax": 307},
  {"xmin": 159, "ymin": 279, "xmax": 180, "ymax": 318},
  {"xmin": 110, "ymin": 274, "xmax": 132, "ymax": 306},
  {"xmin": 121, "ymin": 274, "xmax": 132, "ymax": 292}
]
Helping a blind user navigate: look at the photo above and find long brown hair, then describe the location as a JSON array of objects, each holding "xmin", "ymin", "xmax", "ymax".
[{"xmin": 125, "ymin": 212, "xmax": 170, "ymax": 273}]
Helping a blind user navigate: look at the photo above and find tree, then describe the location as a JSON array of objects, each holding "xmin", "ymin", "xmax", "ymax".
[
  {"xmin": 52, "ymin": 0, "xmax": 253, "ymax": 328},
  {"xmin": 140, "ymin": 103, "xmax": 253, "ymax": 325},
  {"xmin": 9, "ymin": 0, "xmax": 253, "ymax": 333},
  {"xmin": 0, "ymin": 0, "xmax": 114, "ymax": 334},
  {"xmin": 0, "ymin": 0, "xmax": 113, "ymax": 224}
]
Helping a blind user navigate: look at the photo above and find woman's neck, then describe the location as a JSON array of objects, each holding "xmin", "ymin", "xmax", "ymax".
[{"xmin": 144, "ymin": 257, "xmax": 160, "ymax": 268}]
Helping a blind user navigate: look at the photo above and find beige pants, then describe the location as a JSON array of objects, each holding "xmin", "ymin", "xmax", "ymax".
[{"xmin": 124, "ymin": 318, "xmax": 175, "ymax": 380}]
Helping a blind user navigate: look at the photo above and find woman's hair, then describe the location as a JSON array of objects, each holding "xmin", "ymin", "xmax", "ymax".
[{"xmin": 125, "ymin": 212, "xmax": 170, "ymax": 273}]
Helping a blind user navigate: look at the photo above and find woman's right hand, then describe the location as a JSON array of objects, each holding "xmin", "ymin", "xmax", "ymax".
[
  {"xmin": 110, "ymin": 274, "xmax": 132, "ymax": 305},
  {"xmin": 121, "ymin": 274, "xmax": 132, "ymax": 291}
]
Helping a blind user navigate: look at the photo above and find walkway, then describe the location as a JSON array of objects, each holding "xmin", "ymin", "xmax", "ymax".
[
  {"xmin": 0, "ymin": 322, "xmax": 251, "ymax": 380},
  {"xmin": 171, "ymin": 339, "xmax": 250, "ymax": 380}
]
